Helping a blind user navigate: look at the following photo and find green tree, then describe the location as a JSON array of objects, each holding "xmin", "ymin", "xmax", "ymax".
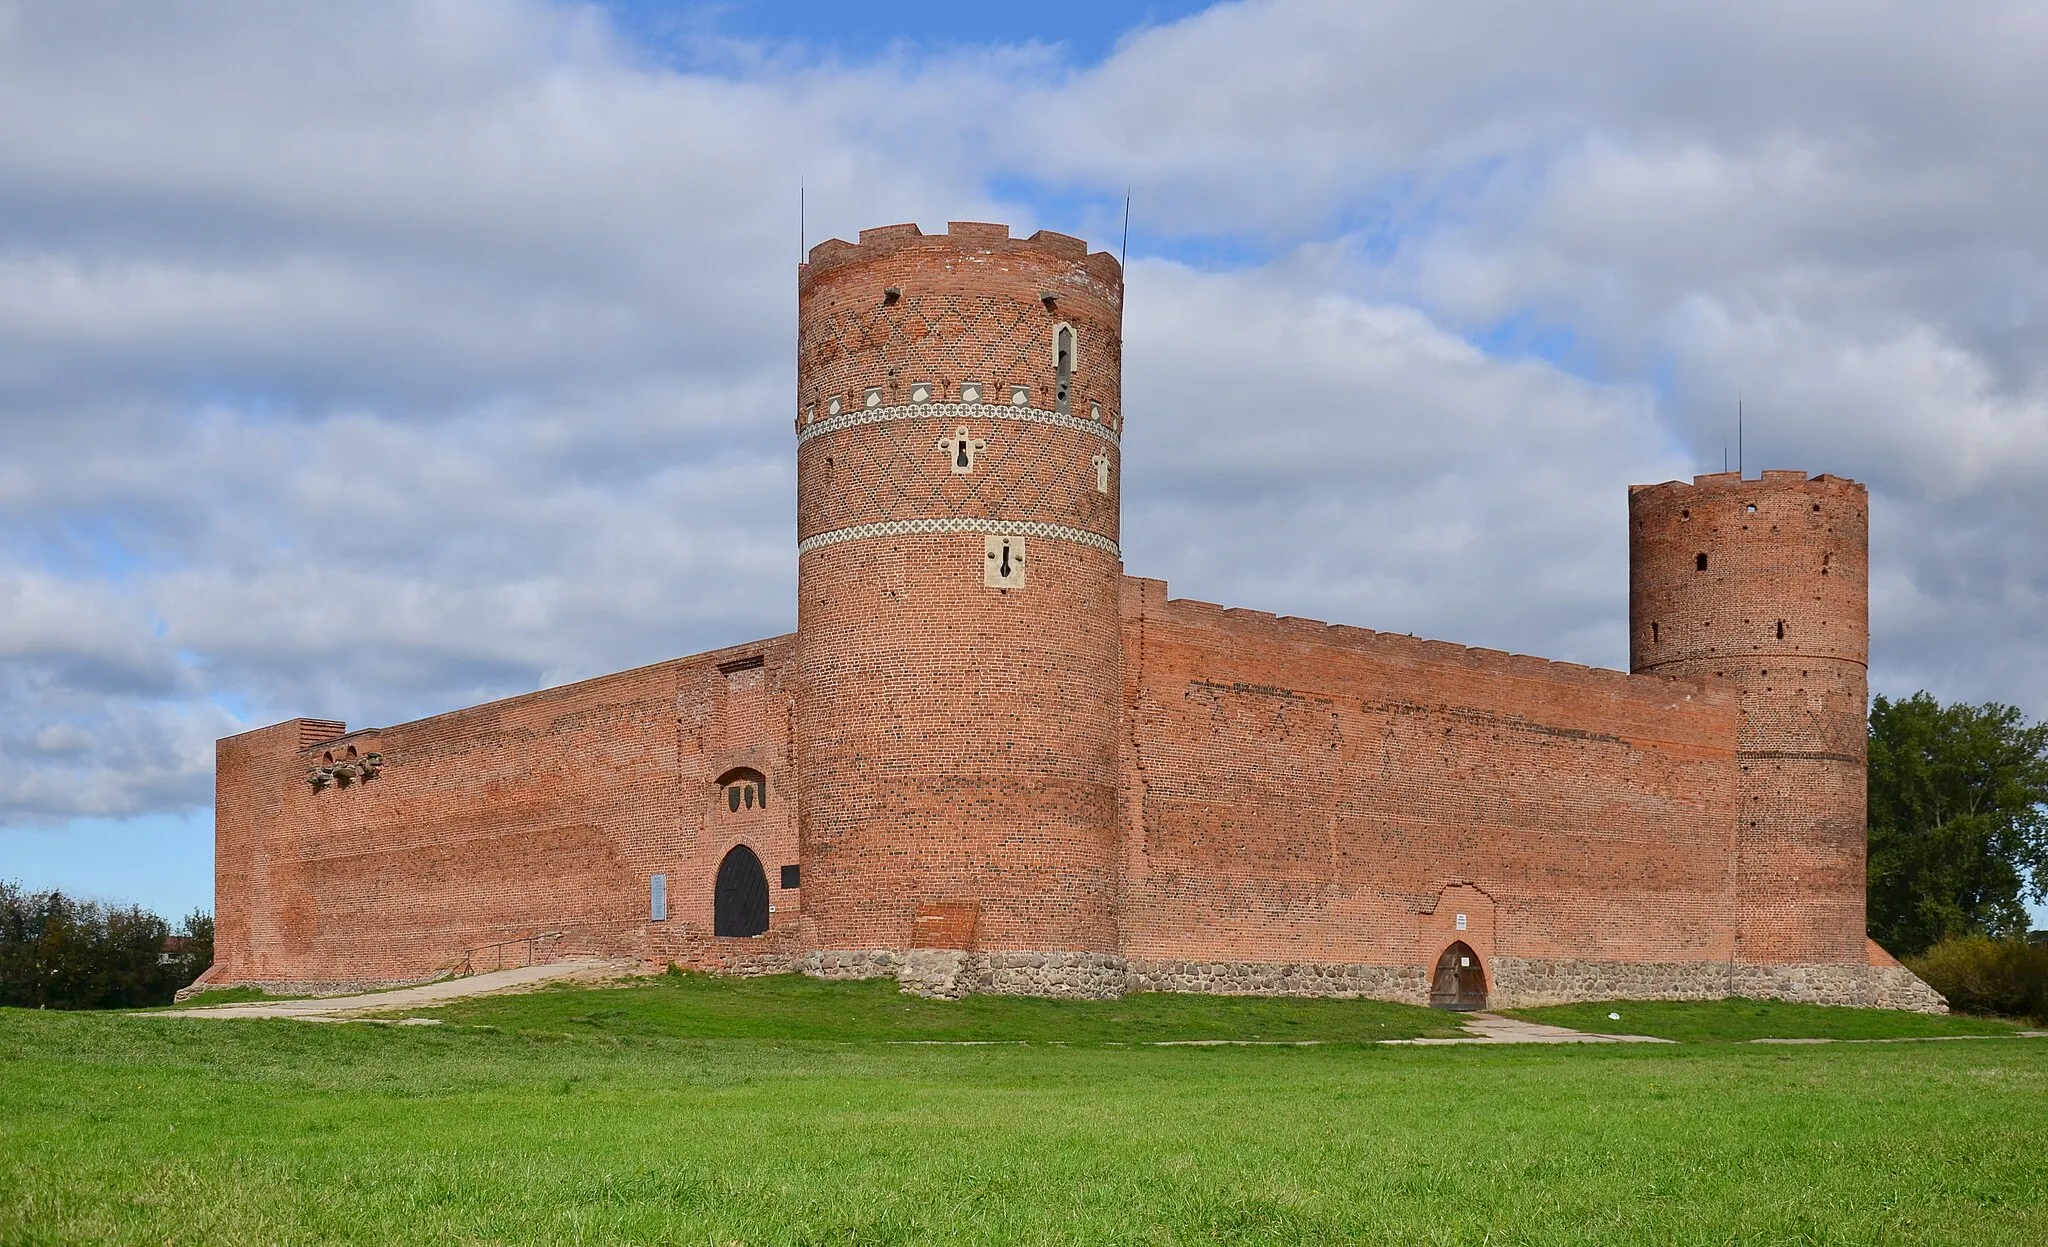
[
  {"xmin": 1867, "ymin": 693, "xmax": 2048, "ymax": 955},
  {"xmin": 0, "ymin": 882, "xmax": 208, "ymax": 1009}
]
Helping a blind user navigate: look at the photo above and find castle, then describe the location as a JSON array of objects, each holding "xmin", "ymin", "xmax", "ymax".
[{"xmin": 202, "ymin": 221, "xmax": 1941, "ymax": 1011}]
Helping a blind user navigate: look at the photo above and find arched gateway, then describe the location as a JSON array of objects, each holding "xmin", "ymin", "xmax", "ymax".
[
  {"xmin": 714, "ymin": 845, "xmax": 769, "ymax": 937},
  {"xmin": 1430, "ymin": 941, "xmax": 1488, "ymax": 1010}
]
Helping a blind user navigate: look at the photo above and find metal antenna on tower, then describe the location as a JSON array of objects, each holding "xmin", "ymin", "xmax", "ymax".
[
  {"xmin": 1738, "ymin": 396, "xmax": 1744, "ymax": 478},
  {"xmin": 1120, "ymin": 191, "xmax": 1131, "ymax": 269},
  {"xmin": 800, "ymin": 178, "xmax": 806, "ymax": 261}
]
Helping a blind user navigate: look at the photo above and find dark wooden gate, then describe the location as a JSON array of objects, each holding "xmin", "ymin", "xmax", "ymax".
[
  {"xmin": 714, "ymin": 845, "xmax": 769, "ymax": 937},
  {"xmin": 1429, "ymin": 941, "xmax": 1488, "ymax": 1010}
]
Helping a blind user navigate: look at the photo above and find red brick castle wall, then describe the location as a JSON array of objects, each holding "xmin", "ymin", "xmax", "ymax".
[
  {"xmin": 1630, "ymin": 471, "xmax": 1871, "ymax": 965},
  {"xmin": 201, "ymin": 219, "xmax": 1937, "ymax": 1010},
  {"xmin": 794, "ymin": 224, "xmax": 1127, "ymax": 964},
  {"xmin": 1116, "ymin": 578, "xmax": 1744, "ymax": 992}
]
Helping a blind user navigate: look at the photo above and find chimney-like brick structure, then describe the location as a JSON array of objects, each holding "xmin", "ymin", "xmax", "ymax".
[
  {"xmin": 793, "ymin": 222, "xmax": 1127, "ymax": 964},
  {"xmin": 1629, "ymin": 471, "xmax": 1871, "ymax": 964}
]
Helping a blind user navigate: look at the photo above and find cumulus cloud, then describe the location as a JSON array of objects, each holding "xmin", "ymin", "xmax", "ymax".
[{"xmin": 0, "ymin": 0, "xmax": 2042, "ymax": 826}]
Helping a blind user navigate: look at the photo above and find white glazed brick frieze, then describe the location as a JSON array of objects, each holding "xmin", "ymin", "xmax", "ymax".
[
  {"xmin": 797, "ymin": 517, "xmax": 1121, "ymax": 558},
  {"xmin": 798, "ymin": 401, "xmax": 1119, "ymax": 448}
]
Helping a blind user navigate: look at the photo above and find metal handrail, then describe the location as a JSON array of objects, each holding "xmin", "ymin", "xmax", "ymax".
[{"xmin": 455, "ymin": 927, "xmax": 582, "ymax": 977}]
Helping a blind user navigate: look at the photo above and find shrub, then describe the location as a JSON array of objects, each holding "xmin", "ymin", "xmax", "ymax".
[
  {"xmin": 1907, "ymin": 935, "xmax": 2048, "ymax": 1025},
  {"xmin": 0, "ymin": 881, "xmax": 212, "ymax": 1009}
]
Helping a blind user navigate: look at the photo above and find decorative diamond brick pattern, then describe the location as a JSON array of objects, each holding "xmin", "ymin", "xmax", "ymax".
[
  {"xmin": 798, "ymin": 401, "xmax": 1119, "ymax": 448},
  {"xmin": 799, "ymin": 291, "xmax": 1122, "ymax": 431},
  {"xmin": 797, "ymin": 516, "xmax": 1121, "ymax": 557},
  {"xmin": 796, "ymin": 410, "xmax": 1118, "ymax": 546}
]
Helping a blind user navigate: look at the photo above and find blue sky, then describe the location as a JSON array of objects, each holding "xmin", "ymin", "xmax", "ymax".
[
  {"xmin": 597, "ymin": 0, "xmax": 1213, "ymax": 66},
  {"xmin": 3, "ymin": 0, "xmax": 2047, "ymax": 932}
]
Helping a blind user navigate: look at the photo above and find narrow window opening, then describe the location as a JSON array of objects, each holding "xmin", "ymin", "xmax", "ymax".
[
  {"xmin": 1776, "ymin": 620, "xmax": 1785, "ymax": 640},
  {"xmin": 882, "ymin": 287, "xmax": 901, "ymax": 306},
  {"xmin": 649, "ymin": 873, "xmax": 668, "ymax": 922},
  {"xmin": 1651, "ymin": 622, "xmax": 1660, "ymax": 644},
  {"xmin": 1695, "ymin": 552, "xmax": 1708, "ymax": 571},
  {"xmin": 1746, "ymin": 503, "xmax": 1757, "ymax": 514},
  {"xmin": 1681, "ymin": 508, "xmax": 1690, "ymax": 520},
  {"xmin": 717, "ymin": 767, "xmax": 768, "ymax": 814},
  {"xmin": 1053, "ymin": 324, "xmax": 1074, "ymax": 416}
]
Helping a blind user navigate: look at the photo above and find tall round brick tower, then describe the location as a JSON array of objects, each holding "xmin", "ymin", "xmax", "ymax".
[
  {"xmin": 793, "ymin": 222, "xmax": 1125, "ymax": 992},
  {"xmin": 1628, "ymin": 470, "xmax": 1870, "ymax": 967}
]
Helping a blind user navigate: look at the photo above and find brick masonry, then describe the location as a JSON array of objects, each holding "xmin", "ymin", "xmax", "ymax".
[{"xmin": 206, "ymin": 221, "xmax": 1943, "ymax": 1013}]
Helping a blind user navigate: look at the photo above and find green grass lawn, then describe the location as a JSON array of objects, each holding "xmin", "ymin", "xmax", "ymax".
[
  {"xmin": 2, "ymin": 981, "xmax": 2045, "ymax": 1245},
  {"xmin": 1503, "ymin": 997, "xmax": 2031, "ymax": 1044},
  {"xmin": 403, "ymin": 970, "xmax": 1469, "ymax": 1043}
]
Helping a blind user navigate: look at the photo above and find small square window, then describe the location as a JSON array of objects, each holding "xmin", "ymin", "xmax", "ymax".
[{"xmin": 780, "ymin": 864, "xmax": 801, "ymax": 889}]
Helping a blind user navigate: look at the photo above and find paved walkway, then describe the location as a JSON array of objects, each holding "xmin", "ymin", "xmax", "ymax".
[
  {"xmin": 1386, "ymin": 1011, "xmax": 1674, "ymax": 1045},
  {"xmin": 156, "ymin": 959, "xmax": 647, "ymax": 1021}
]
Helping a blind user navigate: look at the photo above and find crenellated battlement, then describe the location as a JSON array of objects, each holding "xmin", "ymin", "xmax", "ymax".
[
  {"xmin": 801, "ymin": 220, "xmax": 1121, "ymax": 289},
  {"xmin": 1629, "ymin": 470, "xmax": 1865, "ymax": 501},
  {"xmin": 1127, "ymin": 578, "xmax": 1727, "ymax": 703}
]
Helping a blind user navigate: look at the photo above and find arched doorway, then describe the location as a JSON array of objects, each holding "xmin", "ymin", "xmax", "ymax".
[
  {"xmin": 1429, "ymin": 941, "xmax": 1488, "ymax": 1010},
  {"xmin": 714, "ymin": 845, "xmax": 769, "ymax": 937}
]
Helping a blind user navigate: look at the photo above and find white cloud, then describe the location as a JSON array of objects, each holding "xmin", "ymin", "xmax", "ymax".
[{"xmin": 0, "ymin": 0, "xmax": 2044, "ymax": 826}]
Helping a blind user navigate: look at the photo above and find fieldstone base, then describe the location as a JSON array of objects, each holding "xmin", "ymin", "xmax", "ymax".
[
  {"xmin": 797, "ymin": 949, "xmax": 1947, "ymax": 1012},
  {"xmin": 977, "ymin": 951, "xmax": 1128, "ymax": 998},
  {"xmin": 1127, "ymin": 958, "xmax": 1430, "ymax": 1002},
  {"xmin": 1490, "ymin": 957, "xmax": 1947, "ymax": 1013},
  {"xmin": 801, "ymin": 949, "xmax": 902, "ymax": 981},
  {"xmin": 899, "ymin": 949, "xmax": 975, "ymax": 999},
  {"xmin": 807, "ymin": 949, "xmax": 1128, "ymax": 999},
  {"xmin": 1869, "ymin": 963, "xmax": 1950, "ymax": 1012}
]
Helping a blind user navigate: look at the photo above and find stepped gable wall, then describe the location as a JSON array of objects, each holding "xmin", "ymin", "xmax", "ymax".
[
  {"xmin": 1116, "ymin": 575, "xmax": 1746, "ymax": 972},
  {"xmin": 210, "ymin": 636, "xmax": 801, "ymax": 990}
]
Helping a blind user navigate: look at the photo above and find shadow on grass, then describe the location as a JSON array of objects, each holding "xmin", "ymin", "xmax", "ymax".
[{"xmin": 1502, "ymin": 997, "xmax": 2030, "ymax": 1043}]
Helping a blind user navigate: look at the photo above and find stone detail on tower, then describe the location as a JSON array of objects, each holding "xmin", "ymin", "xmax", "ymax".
[
  {"xmin": 1629, "ymin": 470, "xmax": 1870, "ymax": 965},
  {"xmin": 983, "ymin": 534, "xmax": 1026, "ymax": 588},
  {"xmin": 939, "ymin": 425, "xmax": 986, "ymax": 474}
]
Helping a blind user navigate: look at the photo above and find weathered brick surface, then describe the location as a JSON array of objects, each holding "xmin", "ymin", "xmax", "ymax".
[
  {"xmin": 210, "ymin": 639, "xmax": 806, "ymax": 985},
  {"xmin": 1116, "ymin": 577, "xmax": 1746, "ymax": 976},
  {"xmin": 207, "ymin": 220, "xmax": 1929, "ymax": 1011},
  {"xmin": 795, "ymin": 224, "xmax": 1126, "ymax": 955},
  {"xmin": 1629, "ymin": 471, "xmax": 1869, "ymax": 964}
]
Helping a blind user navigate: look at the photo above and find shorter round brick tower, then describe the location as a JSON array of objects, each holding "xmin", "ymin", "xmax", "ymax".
[
  {"xmin": 1628, "ymin": 470, "xmax": 1870, "ymax": 966},
  {"xmin": 792, "ymin": 222, "xmax": 1126, "ymax": 995}
]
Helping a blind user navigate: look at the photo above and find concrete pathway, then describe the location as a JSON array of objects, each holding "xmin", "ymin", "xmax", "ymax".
[
  {"xmin": 1385, "ymin": 1011, "xmax": 1674, "ymax": 1045},
  {"xmin": 155, "ymin": 958, "xmax": 647, "ymax": 1021}
]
